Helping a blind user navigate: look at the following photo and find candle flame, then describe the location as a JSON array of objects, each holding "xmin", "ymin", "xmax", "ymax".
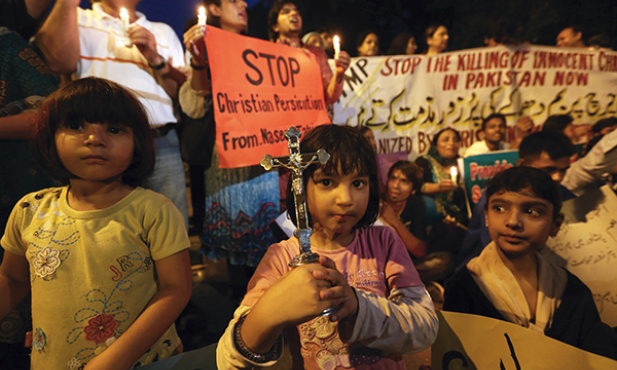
[
  {"xmin": 197, "ymin": 6, "xmax": 207, "ymax": 28},
  {"xmin": 120, "ymin": 7, "xmax": 129, "ymax": 21},
  {"xmin": 333, "ymin": 35, "xmax": 340, "ymax": 59},
  {"xmin": 450, "ymin": 166, "xmax": 458, "ymax": 181}
]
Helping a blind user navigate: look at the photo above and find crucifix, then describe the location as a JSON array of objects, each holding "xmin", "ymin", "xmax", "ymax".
[{"xmin": 260, "ymin": 126, "xmax": 330, "ymax": 267}]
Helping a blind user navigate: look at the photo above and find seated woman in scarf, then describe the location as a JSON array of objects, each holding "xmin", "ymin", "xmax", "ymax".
[{"xmin": 414, "ymin": 127, "xmax": 468, "ymax": 282}]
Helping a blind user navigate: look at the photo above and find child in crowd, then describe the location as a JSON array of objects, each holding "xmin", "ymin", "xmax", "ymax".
[
  {"xmin": 443, "ymin": 166, "xmax": 617, "ymax": 360},
  {"xmin": 217, "ymin": 124, "xmax": 438, "ymax": 369},
  {"xmin": 0, "ymin": 77, "xmax": 193, "ymax": 369}
]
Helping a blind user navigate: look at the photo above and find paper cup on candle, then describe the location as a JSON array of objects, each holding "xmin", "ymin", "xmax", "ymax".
[
  {"xmin": 333, "ymin": 35, "xmax": 340, "ymax": 60},
  {"xmin": 450, "ymin": 166, "xmax": 458, "ymax": 183},
  {"xmin": 197, "ymin": 6, "xmax": 207, "ymax": 32}
]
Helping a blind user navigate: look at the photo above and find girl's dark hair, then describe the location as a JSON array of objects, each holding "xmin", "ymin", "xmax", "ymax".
[
  {"xmin": 31, "ymin": 77, "xmax": 156, "ymax": 187},
  {"xmin": 387, "ymin": 160, "xmax": 423, "ymax": 193},
  {"xmin": 286, "ymin": 124, "xmax": 380, "ymax": 229},
  {"xmin": 485, "ymin": 166, "xmax": 562, "ymax": 220}
]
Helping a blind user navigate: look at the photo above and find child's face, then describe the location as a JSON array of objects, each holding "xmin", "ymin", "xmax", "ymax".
[
  {"xmin": 386, "ymin": 169, "xmax": 413, "ymax": 203},
  {"xmin": 485, "ymin": 187, "xmax": 562, "ymax": 258},
  {"xmin": 306, "ymin": 167, "xmax": 369, "ymax": 237},
  {"xmin": 55, "ymin": 121, "xmax": 135, "ymax": 184}
]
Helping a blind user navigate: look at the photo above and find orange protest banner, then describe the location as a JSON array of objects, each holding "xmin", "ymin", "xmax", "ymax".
[{"xmin": 205, "ymin": 27, "xmax": 331, "ymax": 168}]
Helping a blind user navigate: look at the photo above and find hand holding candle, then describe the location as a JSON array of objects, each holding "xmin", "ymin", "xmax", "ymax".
[
  {"xmin": 333, "ymin": 35, "xmax": 340, "ymax": 60},
  {"xmin": 197, "ymin": 6, "xmax": 207, "ymax": 32},
  {"xmin": 450, "ymin": 166, "xmax": 458, "ymax": 183}
]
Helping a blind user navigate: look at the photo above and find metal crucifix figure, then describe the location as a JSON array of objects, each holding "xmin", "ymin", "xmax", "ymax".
[{"xmin": 260, "ymin": 126, "xmax": 330, "ymax": 267}]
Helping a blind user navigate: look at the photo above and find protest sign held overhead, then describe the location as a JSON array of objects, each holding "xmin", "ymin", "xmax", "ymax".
[{"xmin": 205, "ymin": 27, "xmax": 330, "ymax": 168}]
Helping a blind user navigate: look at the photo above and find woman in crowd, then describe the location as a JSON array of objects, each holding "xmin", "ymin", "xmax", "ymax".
[
  {"xmin": 180, "ymin": 0, "xmax": 280, "ymax": 300},
  {"xmin": 356, "ymin": 29, "xmax": 380, "ymax": 56},
  {"xmin": 387, "ymin": 32, "xmax": 418, "ymax": 55},
  {"xmin": 414, "ymin": 127, "xmax": 468, "ymax": 281},
  {"xmin": 424, "ymin": 23, "xmax": 449, "ymax": 55}
]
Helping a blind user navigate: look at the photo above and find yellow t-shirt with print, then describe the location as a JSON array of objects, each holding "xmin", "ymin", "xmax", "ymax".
[{"xmin": 1, "ymin": 186, "xmax": 190, "ymax": 369}]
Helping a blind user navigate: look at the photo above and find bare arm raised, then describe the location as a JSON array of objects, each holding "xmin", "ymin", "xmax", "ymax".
[{"xmin": 34, "ymin": 0, "xmax": 80, "ymax": 74}]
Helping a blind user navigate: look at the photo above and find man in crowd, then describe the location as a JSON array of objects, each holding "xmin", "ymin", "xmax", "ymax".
[
  {"xmin": 34, "ymin": 0, "xmax": 189, "ymax": 226},
  {"xmin": 464, "ymin": 113, "xmax": 509, "ymax": 157}
]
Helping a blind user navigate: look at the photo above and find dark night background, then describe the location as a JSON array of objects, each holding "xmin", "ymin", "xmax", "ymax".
[{"xmin": 95, "ymin": 0, "xmax": 617, "ymax": 53}]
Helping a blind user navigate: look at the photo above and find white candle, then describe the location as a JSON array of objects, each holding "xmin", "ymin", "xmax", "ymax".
[
  {"xmin": 450, "ymin": 166, "xmax": 458, "ymax": 182},
  {"xmin": 333, "ymin": 35, "xmax": 340, "ymax": 60},
  {"xmin": 120, "ymin": 7, "xmax": 131, "ymax": 47},
  {"xmin": 120, "ymin": 7, "xmax": 130, "ymax": 30},
  {"xmin": 197, "ymin": 6, "xmax": 207, "ymax": 30}
]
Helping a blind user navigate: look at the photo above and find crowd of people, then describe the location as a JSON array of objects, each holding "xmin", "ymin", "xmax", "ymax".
[{"xmin": 1, "ymin": 0, "xmax": 617, "ymax": 369}]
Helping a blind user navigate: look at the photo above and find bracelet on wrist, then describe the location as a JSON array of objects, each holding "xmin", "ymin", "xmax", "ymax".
[
  {"xmin": 149, "ymin": 55, "xmax": 166, "ymax": 70},
  {"xmin": 233, "ymin": 315, "xmax": 282, "ymax": 364},
  {"xmin": 190, "ymin": 59, "xmax": 208, "ymax": 70}
]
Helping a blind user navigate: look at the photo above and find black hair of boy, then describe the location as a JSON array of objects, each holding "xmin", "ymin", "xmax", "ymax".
[
  {"xmin": 286, "ymin": 124, "xmax": 380, "ymax": 229},
  {"xmin": 484, "ymin": 166, "xmax": 562, "ymax": 221},
  {"xmin": 542, "ymin": 114, "xmax": 573, "ymax": 134},
  {"xmin": 32, "ymin": 77, "xmax": 156, "ymax": 187},
  {"xmin": 518, "ymin": 131, "xmax": 576, "ymax": 163}
]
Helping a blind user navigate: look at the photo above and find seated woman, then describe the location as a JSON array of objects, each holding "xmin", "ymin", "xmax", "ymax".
[
  {"xmin": 414, "ymin": 128, "xmax": 469, "ymax": 281},
  {"xmin": 443, "ymin": 167, "xmax": 617, "ymax": 360}
]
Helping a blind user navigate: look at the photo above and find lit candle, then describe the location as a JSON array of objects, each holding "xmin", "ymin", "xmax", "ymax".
[
  {"xmin": 120, "ymin": 7, "xmax": 130, "ymax": 30},
  {"xmin": 333, "ymin": 35, "xmax": 340, "ymax": 60},
  {"xmin": 197, "ymin": 6, "xmax": 207, "ymax": 31},
  {"xmin": 120, "ymin": 7, "xmax": 131, "ymax": 47},
  {"xmin": 450, "ymin": 166, "xmax": 458, "ymax": 182}
]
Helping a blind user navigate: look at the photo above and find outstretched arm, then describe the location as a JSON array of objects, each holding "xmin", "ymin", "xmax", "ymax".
[
  {"xmin": 562, "ymin": 128, "xmax": 617, "ymax": 196},
  {"xmin": 178, "ymin": 24, "xmax": 211, "ymax": 119},
  {"xmin": 34, "ymin": 0, "xmax": 80, "ymax": 74},
  {"xmin": 348, "ymin": 286, "xmax": 437, "ymax": 354},
  {"xmin": 325, "ymin": 51, "xmax": 350, "ymax": 104},
  {"xmin": 84, "ymin": 250, "xmax": 192, "ymax": 370},
  {"xmin": 184, "ymin": 24, "xmax": 210, "ymax": 93}
]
